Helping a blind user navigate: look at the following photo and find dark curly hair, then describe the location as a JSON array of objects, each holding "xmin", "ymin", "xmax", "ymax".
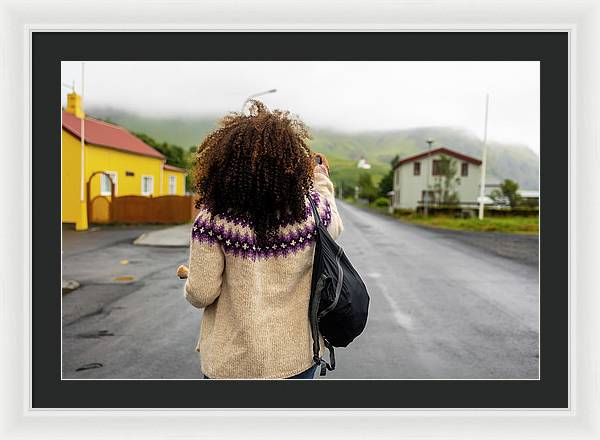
[{"xmin": 193, "ymin": 100, "xmax": 314, "ymax": 246}]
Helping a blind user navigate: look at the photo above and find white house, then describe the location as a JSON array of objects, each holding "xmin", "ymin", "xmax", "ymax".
[
  {"xmin": 391, "ymin": 147, "xmax": 482, "ymax": 210},
  {"xmin": 357, "ymin": 157, "xmax": 371, "ymax": 169}
]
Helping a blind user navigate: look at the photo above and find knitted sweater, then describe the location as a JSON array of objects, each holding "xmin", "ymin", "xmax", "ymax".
[{"xmin": 184, "ymin": 173, "xmax": 343, "ymax": 379}]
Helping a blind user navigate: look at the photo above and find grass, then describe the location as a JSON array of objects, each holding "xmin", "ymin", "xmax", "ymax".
[
  {"xmin": 342, "ymin": 198, "xmax": 539, "ymax": 235},
  {"xmin": 395, "ymin": 213, "xmax": 539, "ymax": 234}
]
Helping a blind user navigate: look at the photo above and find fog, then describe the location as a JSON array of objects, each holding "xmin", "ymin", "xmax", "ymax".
[{"xmin": 61, "ymin": 61, "xmax": 540, "ymax": 154}]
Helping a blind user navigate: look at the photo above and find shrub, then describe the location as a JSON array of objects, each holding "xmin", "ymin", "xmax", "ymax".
[
  {"xmin": 373, "ymin": 197, "xmax": 391, "ymax": 208},
  {"xmin": 393, "ymin": 208, "xmax": 414, "ymax": 217},
  {"xmin": 487, "ymin": 207, "xmax": 539, "ymax": 217},
  {"xmin": 416, "ymin": 206, "xmax": 464, "ymax": 216},
  {"xmin": 358, "ymin": 172, "xmax": 378, "ymax": 203}
]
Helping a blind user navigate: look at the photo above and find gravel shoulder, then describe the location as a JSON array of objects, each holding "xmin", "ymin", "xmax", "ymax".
[{"xmin": 402, "ymin": 222, "xmax": 539, "ymax": 267}]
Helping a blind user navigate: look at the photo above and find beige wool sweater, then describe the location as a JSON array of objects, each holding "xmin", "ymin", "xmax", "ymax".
[{"xmin": 184, "ymin": 173, "xmax": 343, "ymax": 379}]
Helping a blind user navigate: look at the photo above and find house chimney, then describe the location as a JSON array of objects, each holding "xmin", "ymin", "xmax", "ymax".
[{"xmin": 65, "ymin": 91, "xmax": 85, "ymax": 119}]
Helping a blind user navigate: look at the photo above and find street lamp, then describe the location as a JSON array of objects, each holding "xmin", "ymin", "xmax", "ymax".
[
  {"xmin": 241, "ymin": 89, "xmax": 277, "ymax": 113},
  {"xmin": 424, "ymin": 138, "xmax": 434, "ymax": 217}
]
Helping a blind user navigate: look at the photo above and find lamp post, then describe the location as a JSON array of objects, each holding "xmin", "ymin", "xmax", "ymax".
[
  {"xmin": 241, "ymin": 89, "xmax": 277, "ymax": 113},
  {"xmin": 424, "ymin": 138, "xmax": 434, "ymax": 217}
]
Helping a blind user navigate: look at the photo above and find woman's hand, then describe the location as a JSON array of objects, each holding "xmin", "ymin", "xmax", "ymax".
[
  {"xmin": 177, "ymin": 265, "xmax": 189, "ymax": 279},
  {"xmin": 314, "ymin": 164, "xmax": 329, "ymax": 176},
  {"xmin": 313, "ymin": 153, "xmax": 330, "ymax": 177}
]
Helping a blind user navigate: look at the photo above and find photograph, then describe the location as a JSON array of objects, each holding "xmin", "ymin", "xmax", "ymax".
[{"xmin": 60, "ymin": 60, "xmax": 540, "ymax": 381}]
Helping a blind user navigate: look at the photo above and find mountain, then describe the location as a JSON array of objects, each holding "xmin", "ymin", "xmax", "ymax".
[{"xmin": 88, "ymin": 107, "xmax": 540, "ymax": 190}]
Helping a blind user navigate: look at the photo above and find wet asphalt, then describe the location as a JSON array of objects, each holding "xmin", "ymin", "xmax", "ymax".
[{"xmin": 62, "ymin": 201, "xmax": 539, "ymax": 379}]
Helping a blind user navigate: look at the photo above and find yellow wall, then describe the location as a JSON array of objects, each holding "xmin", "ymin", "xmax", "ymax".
[
  {"xmin": 84, "ymin": 143, "xmax": 164, "ymax": 199},
  {"xmin": 63, "ymin": 128, "xmax": 188, "ymax": 226},
  {"xmin": 62, "ymin": 129, "xmax": 83, "ymax": 223},
  {"xmin": 163, "ymin": 170, "xmax": 186, "ymax": 196}
]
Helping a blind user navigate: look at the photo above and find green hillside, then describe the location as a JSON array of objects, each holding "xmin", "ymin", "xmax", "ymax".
[{"xmin": 89, "ymin": 107, "xmax": 540, "ymax": 190}]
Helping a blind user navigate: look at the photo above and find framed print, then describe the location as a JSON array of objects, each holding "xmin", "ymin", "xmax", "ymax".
[
  {"xmin": 40, "ymin": 32, "xmax": 562, "ymax": 408},
  {"xmin": 1, "ymin": 0, "xmax": 598, "ymax": 439}
]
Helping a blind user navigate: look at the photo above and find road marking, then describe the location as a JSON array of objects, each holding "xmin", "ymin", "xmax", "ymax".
[
  {"xmin": 392, "ymin": 309, "xmax": 414, "ymax": 331},
  {"xmin": 113, "ymin": 275, "xmax": 136, "ymax": 282},
  {"xmin": 372, "ymin": 276, "xmax": 414, "ymax": 331}
]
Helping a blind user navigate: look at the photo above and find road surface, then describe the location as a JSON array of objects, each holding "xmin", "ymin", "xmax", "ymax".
[{"xmin": 62, "ymin": 202, "xmax": 539, "ymax": 379}]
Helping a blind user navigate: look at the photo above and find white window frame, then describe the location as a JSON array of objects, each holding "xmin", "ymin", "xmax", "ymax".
[
  {"xmin": 100, "ymin": 171, "xmax": 117, "ymax": 196},
  {"xmin": 141, "ymin": 175, "xmax": 154, "ymax": 196},
  {"xmin": 168, "ymin": 175, "xmax": 177, "ymax": 195}
]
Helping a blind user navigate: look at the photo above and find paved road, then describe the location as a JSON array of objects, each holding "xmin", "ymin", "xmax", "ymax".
[{"xmin": 62, "ymin": 202, "xmax": 539, "ymax": 379}]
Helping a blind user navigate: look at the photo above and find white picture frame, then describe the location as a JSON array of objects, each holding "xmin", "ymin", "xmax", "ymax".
[{"xmin": 1, "ymin": 0, "xmax": 597, "ymax": 438}]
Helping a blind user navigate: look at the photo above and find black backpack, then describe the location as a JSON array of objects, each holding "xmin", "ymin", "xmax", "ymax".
[{"xmin": 308, "ymin": 197, "xmax": 370, "ymax": 376}]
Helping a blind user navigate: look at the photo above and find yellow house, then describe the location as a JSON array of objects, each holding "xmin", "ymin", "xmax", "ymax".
[
  {"xmin": 163, "ymin": 164, "xmax": 187, "ymax": 196},
  {"xmin": 62, "ymin": 92, "xmax": 187, "ymax": 230}
]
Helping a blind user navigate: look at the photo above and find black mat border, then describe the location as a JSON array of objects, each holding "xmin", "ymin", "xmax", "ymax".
[{"xmin": 33, "ymin": 32, "xmax": 567, "ymax": 408}]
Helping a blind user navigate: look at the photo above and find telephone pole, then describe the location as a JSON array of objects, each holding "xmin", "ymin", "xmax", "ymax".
[{"xmin": 478, "ymin": 94, "xmax": 490, "ymax": 220}]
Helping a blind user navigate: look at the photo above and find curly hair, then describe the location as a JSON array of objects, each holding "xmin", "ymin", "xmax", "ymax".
[{"xmin": 192, "ymin": 100, "xmax": 314, "ymax": 247}]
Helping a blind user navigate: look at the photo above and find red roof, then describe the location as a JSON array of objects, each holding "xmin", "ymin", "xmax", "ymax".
[
  {"xmin": 62, "ymin": 110, "xmax": 165, "ymax": 160},
  {"xmin": 393, "ymin": 147, "xmax": 482, "ymax": 169},
  {"xmin": 163, "ymin": 164, "xmax": 187, "ymax": 173}
]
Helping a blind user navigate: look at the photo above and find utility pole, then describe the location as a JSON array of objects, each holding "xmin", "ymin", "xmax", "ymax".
[
  {"xmin": 62, "ymin": 68, "xmax": 88, "ymax": 230},
  {"xmin": 424, "ymin": 138, "xmax": 434, "ymax": 216},
  {"xmin": 478, "ymin": 94, "xmax": 490, "ymax": 220},
  {"xmin": 80, "ymin": 62, "xmax": 85, "ymax": 203},
  {"xmin": 78, "ymin": 62, "xmax": 88, "ymax": 231}
]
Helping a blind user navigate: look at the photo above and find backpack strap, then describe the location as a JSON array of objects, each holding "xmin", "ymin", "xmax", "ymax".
[
  {"xmin": 309, "ymin": 194, "xmax": 321, "ymax": 227},
  {"xmin": 309, "ymin": 195, "xmax": 336, "ymax": 377},
  {"xmin": 310, "ymin": 273, "xmax": 326, "ymax": 365},
  {"xmin": 318, "ymin": 340, "xmax": 336, "ymax": 376}
]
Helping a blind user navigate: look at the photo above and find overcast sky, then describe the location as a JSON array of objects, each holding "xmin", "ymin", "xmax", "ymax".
[{"xmin": 61, "ymin": 61, "xmax": 540, "ymax": 154}]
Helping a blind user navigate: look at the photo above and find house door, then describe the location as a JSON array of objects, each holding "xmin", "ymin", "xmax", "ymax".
[
  {"xmin": 89, "ymin": 196, "xmax": 112, "ymax": 223},
  {"xmin": 421, "ymin": 190, "xmax": 436, "ymax": 204}
]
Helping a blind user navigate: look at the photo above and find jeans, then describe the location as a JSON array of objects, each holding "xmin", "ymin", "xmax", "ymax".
[{"xmin": 203, "ymin": 364, "xmax": 318, "ymax": 380}]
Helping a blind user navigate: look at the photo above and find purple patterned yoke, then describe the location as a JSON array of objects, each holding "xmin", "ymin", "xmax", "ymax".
[{"xmin": 191, "ymin": 191, "xmax": 331, "ymax": 260}]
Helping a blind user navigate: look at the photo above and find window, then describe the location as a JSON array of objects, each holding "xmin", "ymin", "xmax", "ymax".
[
  {"xmin": 432, "ymin": 160, "xmax": 443, "ymax": 176},
  {"xmin": 395, "ymin": 169, "xmax": 399, "ymax": 186},
  {"xmin": 461, "ymin": 162, "xmax": 469, "ymax": 177},
  {"xmin": 168, "ymin": 175, "xmax": 177, "ymax": 195},
  {"xmin": 141, "ymin": 175, "xmax": 154, "ymax": 196},
  {"xmin": 413, "ymin": 162, "xmax": 421, "ymax": 176},
  {"xmin": 100, "ymin": 171, "xmax": 117, "ymax": 196}
]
